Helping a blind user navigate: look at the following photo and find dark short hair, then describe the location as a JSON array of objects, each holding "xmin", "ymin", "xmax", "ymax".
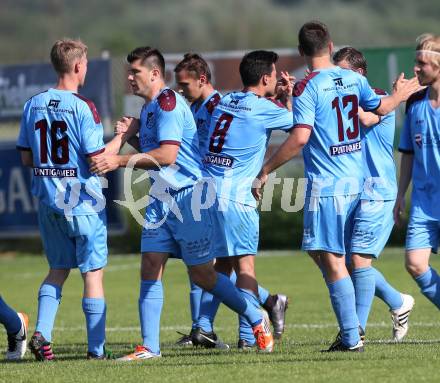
[
  {"xmin": 333, "ymin": 47, "xmax": 367, "ymax": 74},
  {"xmin": 174, "ymin": 53, "xmax": 212, "ymax": 82},
  {"xmin": 126, "ymin": 46, "xmax": 165, "ymax": 77},
  {"xmin": 298, "ymin": 21, "xmax": 331, "ymax": 56},
  {"xmin": 239, "ymin": 50, "xmax": 278, "ymax": 87}
]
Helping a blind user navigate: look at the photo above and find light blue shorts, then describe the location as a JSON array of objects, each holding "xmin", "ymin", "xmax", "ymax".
[
  {"xmin": 406, "ymin": 214, "xmax": 440, "ymax": 254},
  {"xmin": 302, "ymin": 194, "xmax": 360, "ymax": 255},
  {"xmin": 213, "ymin": 198, "xmax": 259, "ymax": 257},
  {"xmin": 38, "ymin": 202, "xmax": 108, "ymax": 273},
  {"xmin": 350, "ymin": 199, "xmax": 395, "ymax": 258},
  {"xmin": 141, "ymin": 186, "xmax": 225, "ymax": 266}
]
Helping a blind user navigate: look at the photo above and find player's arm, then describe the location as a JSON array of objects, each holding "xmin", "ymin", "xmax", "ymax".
[
  {"xmin": 252, "ymin": 127, "xmax": 311, "ymax": 200},
  {"xmin": 89, "ymin": 143, "xmax": 179, "ymax": 175},
  {"xmin": 20, "ymin": 150, "xmax": 33, "ymax": 167},
  {"xmin": 393, "ymin": 153, "xmax": 413, "ymax": 226},
  {"xmin": 105, "ymin": 117, "xmax": 141, "ymax": 154},
  {"xmin": 359, "ymin": 107, "xmax": 380, "ymax": 128},
  {"xmin": 373, "ymin": 74, "xmax": 421, "ymax": 116}
]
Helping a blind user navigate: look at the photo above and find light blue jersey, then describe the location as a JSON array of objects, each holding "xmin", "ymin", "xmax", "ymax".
[
  {"xmin": 204, "ymin": 91, "xmax": 293, "ymax": 207},
  {"xmin": 361, "ymin": 88, "xmax": 397, "ymax": 201},
  {"xmin": 17, "ymin": 88, "xmax": 105, "ymax": 215},
  {"xmin": 190, "ymin": 91, "xmax": 221, "ymax": 157},
  {"xmin": 293, "ymin": 67, "xmax": 381, "ymax": 197},
  {"xmin": 399, "ymin": 87, "xmax": 440, "ymax": 220},
  {"xmin": 139, "ymin": 88, "xmax": 203, "ymax": 191}
]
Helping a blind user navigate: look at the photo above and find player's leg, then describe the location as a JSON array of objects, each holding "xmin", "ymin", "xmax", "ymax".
[
  {"xmin": 351, "ymin": 253, "xmax": 374, "ymax": 332},
  {"xmin": 193, "ymin": 257, "xmax": 233, "ymax": 348},
  {"xmin": 29, "ymin": 203, "xmax": 75, "ymax": 361},
  {"xmin": 304, "ymin": 195, "xmax": 362, "ymax": 351},
  {"xmin": 0, "ymin": 296, "xmax": 28, "ymax": 360},
  {"xmin": 188, "ymin": 262, "xmax": 272, "ymax": 352},
  {"xmin": 118, "ymin": 199, "xmax": 176, "ymax": 361},
  {"xmin": 73, "ymin": 212, "xmax": 108, "ymax": 359},
  {"xmin": 406, "ymin": 249, "xmax": 440, "ymax": 308},
  {"xmin": 318, "ymin": 251, "xmax": 361, "ymax": 350},
  {"xmin": 81, "ymin": 268, "xmax": 106, "ymax": 359},
  {"xmin": 177, "ymin": 189, "xmax": 273, "ymax": 352},
  {"xmin": 405, "ymin": 217, "xmax": 440, "ymax": 309}
]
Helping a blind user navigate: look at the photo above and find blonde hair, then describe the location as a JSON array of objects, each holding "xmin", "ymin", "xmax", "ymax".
[
  {"xmin": 416, "ymin": 33, "xmax": 440, "ymax": 67},
  {"xmin": 50, "ymin": 39, "xmax": 88, "ymax": 74}
]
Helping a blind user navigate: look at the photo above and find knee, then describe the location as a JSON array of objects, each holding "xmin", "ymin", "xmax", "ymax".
[
  {"xmin": 405, "ymin": 260, "xmax": 425, "ymax": 278},
  {"xmin": 46, "ymin": 269, "xmax": 70, "ymax": 286},
  {"xmin": 214, "ymin": 259, "xmax": 233, "ymax": 275},
  {"xmin": 189, "ymin": 265, "xmax": 216, "ymax": 290},
  {"xmin": 141, "ymin": 254, "xmax": 165, "ymax": 280}
]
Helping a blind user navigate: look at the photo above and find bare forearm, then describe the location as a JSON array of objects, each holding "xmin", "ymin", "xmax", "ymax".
[
  {"xmin": 118, "ymin": 147, "xmax": 177, "ymax": 169},
  {"xmin": 397, "ymin": 153, "xmax": 414, "ymax": 198}
]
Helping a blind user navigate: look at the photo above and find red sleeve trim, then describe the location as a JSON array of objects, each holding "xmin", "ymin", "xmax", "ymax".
[
  {"xmin": 293, "ymin": 72, "xmax": 319, "ymax": 97},
  {"xmin": 73, "ymin": 93, "xmax": 101, "ymax": 123},
  {"xmin": 16, "ymin": 146, "xmax": 32, "ymax": 151},
  {"xmin": 86, "ymin": 148, "xmax": 105, "ymax": 157},
  {"xmin": 206, "ymin": 93, "xmax": 221, "ymax": 114},
  {"xmin": 160, "ymin": 140, "xmax": 181, "ymax": 146},
  {"xmin": 265, "ymin": 97, "xmax": 286, "ymax": 109},
  {"xmin": 398, "ymin": 148, "xmax": 414, "ymax": 154},
  {"xmin": 293, "ymin": 123, "xmax": 313, "ymax": 130},
  {"xmin": 372, "ymin": 87, "xmax": 387, "ymax": 96}
]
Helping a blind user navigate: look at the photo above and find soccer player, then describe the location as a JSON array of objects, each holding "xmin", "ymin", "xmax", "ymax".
[
  {"xmin": 0, "ymin": 297, "xmax": 28, "ymax": 360},
  {"xmin": 333, "ymin": 47, "xmax": 415, "ymax": 342},
  {"xmin": 394, "ymin": 33, "xmax": 440, "ymax": 313},
  {"xmin": 17, "ymin": 39, "xmax": 109, "ymax": 360},
  {"xmin": 253, "ymin": 21, "xmax": 420, "ymax": 352},
  {"xmin": 90, "ymin": 46, "xmax": 273, "ymax": 360},
  {"xmin": 173, "ymin": 53, "xmax": 289, "ymax": 347},
  {"xmin": 177, "ymin": 50, "xmax": 292, "ymax": 349}
]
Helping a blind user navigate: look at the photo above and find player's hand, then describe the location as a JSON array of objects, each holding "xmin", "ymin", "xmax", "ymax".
[
  {"xmin": 276, "ymin": 71, "xmax": 295, "ymax": 98},
  {"xmin": 392, "ymin": 73, "xmax": 422, "ymax": 102},
  {"xmin": 252, "ymin": 171, "xmax": 269, "ymax": 201},
  {"xmin": 393, "ymin": 195, "xmax": 406, "ymax": 227},
  {"xmin": 114, "ymin": 117, "xmax": 139, "ymax": 137},
  {"xmin": 89, "ymin": 154, "xmax": 121, "ymax": 175}
]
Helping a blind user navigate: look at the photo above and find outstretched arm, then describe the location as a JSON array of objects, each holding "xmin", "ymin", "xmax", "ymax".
[
  {"xmin": 375, "ymin": 74, "xmax": 421, "ymax": 116},
  {"xmin": 89, "ymin": 143, "xmax": 180, "ymax": 175}
]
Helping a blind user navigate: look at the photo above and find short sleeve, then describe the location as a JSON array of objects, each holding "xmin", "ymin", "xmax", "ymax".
[
  {"xmin": 16, "ymin": 101, "xmax": 32, "ymax": 151},
  {"xmin": 261, "ymin": 99, "xmax": 293, "ymax": 131},
  {"xmin": 398, "ymin": 111, "xmax": 414, "ymax": 153},
  {"xmin": 293, "ymin": 83, "xmax": 316, "ymax": 128},
  {"xmin": 358, "ymin": 75, "xmax": 381, "ymax": 112},
  {"xmin": 155, "ymin": 91, "xmax": 184, "ymax": 145},
  {"xmin": 79, "ymin": 102, "xmax": 105, "ymax": 157}
]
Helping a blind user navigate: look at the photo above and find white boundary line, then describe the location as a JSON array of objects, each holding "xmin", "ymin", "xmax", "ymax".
[{"xmin": 49, "ymin": 322, "xmax": 440, "ymax": 332}]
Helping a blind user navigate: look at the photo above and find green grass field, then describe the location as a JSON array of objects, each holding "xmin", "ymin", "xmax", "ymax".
[{"xmin": 1, "ymin": 249, "xmax": 439, "ymax": 382}]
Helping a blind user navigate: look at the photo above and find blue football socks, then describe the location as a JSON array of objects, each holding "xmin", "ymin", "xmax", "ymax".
[
  {"xmin": 189, "ymin": 278, "xmax": 202, "ymax": 329},
  {"xmin": 373, "ymin": 267, "xmax": 403, "ymax": 310},
  {"xmin": 35, "ymin": 283, "xmax": 62, "ymax": 342},
  {"xmin": 82, "ymin": 297, "xmax": 106, "ymax": 356},
  {"xmin": 327, "ymin": 276, "xmax": 360, "ymax": 347},
  {"xmin": 139, "ymin": 280, "xmax": 163, "ymax": 354},
  {"xmin": 351, "ymin": 267, "xmax": 375, "ymax": 331},
  {"xmin": 415, "ymin": 267, "xmax": 440, "ymax": 309}
]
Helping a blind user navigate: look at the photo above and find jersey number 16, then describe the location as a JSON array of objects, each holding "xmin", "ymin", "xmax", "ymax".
[{"xmin": 35, "ymin": 119, "xmax": 69, "ymax": 164}]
